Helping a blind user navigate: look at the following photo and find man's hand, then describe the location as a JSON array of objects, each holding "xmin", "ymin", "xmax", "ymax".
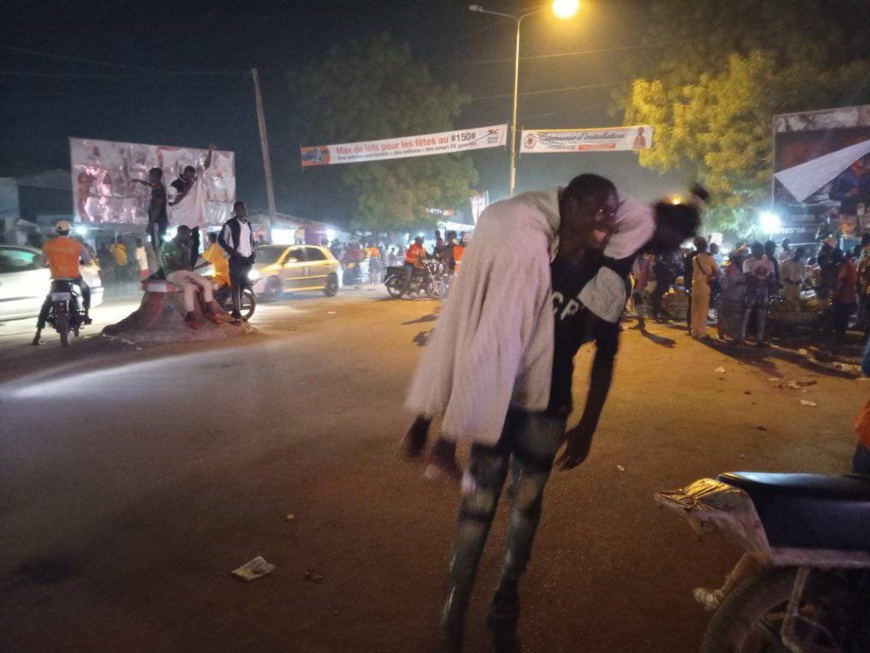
[{"xmin": 557, "ymin": 420, "xmax": 596, "ymax": 471}]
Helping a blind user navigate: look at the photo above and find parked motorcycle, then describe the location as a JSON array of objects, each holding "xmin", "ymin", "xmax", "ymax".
[
  {"xmin": 45, "ymin": 278, "xmax": 88, "ymax": 347},
  {"xmin": 656, "ymin": 472, "xmax": 870, "ymax": 652},
  {"xmin": 384, "ymin": 259, "xmax": 444, "ymax": 300}
]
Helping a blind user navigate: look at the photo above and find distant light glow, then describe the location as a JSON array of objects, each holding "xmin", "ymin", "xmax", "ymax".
[
  {"xmin": 325, "ymin": 229, "xmax": 336, "ymax": 242},
  {"xmin": 74, "ymin": 225, "xmax": 88, "ymax": 236},
  {"xmin": 759, "ymin": 211, "xmax": 781, "ymax": 234},
  {"xmin": 552, "ymin": 0, "xmax": 580, "ymax": 19},
  {"xmin": 270, "ymin": 228, "xmax": 295, "ymax": 245},
  {"xmin": 671, "ymin": 196, "xmax": 682, "ymax": 205}
]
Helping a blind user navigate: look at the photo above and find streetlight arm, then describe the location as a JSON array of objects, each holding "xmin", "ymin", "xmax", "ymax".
[{"xmin": 468, "ymin": 5, "xmax": 518, "ymax": 21}]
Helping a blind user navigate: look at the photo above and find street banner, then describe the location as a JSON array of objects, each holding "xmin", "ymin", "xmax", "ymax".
[
  {"xmin": 300, "ymin": 125, "xmax": 507, "ymax": 168},
  {"xmin": 773, "ymin": 104, "xmax": 870, "ymax": 240},
  {"xmin": 70, "ymin": 138, "xmax": 235, "ymax": 225},
  {"xmin": 520, "ymin": 125, "xmax": 653, "ymax": 153}
]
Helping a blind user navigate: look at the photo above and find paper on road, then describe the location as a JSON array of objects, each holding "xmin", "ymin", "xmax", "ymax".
[{"xmin": 232, "ymin": 556, "xmax": 276, "ymax": 581}]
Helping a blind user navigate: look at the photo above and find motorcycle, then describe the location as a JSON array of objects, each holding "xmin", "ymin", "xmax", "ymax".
[
  {"xmin": 384, "ymin": 259, "xmax": 444, "ymax": 300},
  {"xmin": 656, "ymin": 472, "xmax": 870, "ymax": 652},
  {"xmin": 45, "ymin": 278, "xmax": 88, "ymax": 347},
  {"xmin": 214, "ymin": 282, "xmax": 256, "ymax": 322}
]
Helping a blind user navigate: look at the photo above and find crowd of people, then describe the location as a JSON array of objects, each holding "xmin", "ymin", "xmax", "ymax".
[{"xmin": 631, "ymin": 233, "xmax": 870, "ymax": 346}]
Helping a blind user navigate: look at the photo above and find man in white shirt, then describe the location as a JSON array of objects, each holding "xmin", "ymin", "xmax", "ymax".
[
  {"xmin": 218, "ymin": 201, "xmax": 255, "ymax": 325},
  {"xmin": 779, "ymin": 247, "xmax": 807, "ymax": 301}
]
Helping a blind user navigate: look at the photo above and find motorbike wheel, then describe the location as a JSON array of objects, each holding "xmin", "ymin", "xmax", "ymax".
[
  {"xmin": 323, "ymin": 274, "xmax": 339, "ymax": 297},
  {"xmin": 385, "ymin": 276, "xmax": 404, "ymax": 298},
  {"xmin": 240, "ymin": 288, "xmax": 256, "ymax": 320},
  {"xmin": 425, "ymin": 278, "xmax": 443, "ymax": 300},
  {"xmin": 261, "ymin": 277, "xmax": 282, "ymax": 302},
  {"xmin": 700, "ymin": 567, "xmax": 797, "ymax": 653},
  {"xmin": 56, "ymin": 313, "xmax": 70, "ymax": 348}
]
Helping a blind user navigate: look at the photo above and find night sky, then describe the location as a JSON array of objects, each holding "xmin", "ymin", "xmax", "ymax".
[{"xmin": 0, "ymin": 0, "xmax": 685, "ymax": 223}]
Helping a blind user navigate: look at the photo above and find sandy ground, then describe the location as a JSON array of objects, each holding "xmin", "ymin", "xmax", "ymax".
[{"xmin": 0, "ymin": 287, "xmax": 867, "ymax": 652}]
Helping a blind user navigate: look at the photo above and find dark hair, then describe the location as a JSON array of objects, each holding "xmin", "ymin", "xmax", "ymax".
[
  {"xmin": 562, "ymin": 173, "xmax": 617, "ymax": 207},
  {"xmin": 183, "ymin": 166, "xmax": 196, "ymax": 175},
  {"xmin": 135, "ymin": 237, "xmax": 143, "ymax": 246},
  {"xmin": 750, "ymin": 241, "xmax": 763, "ymax": 253},
  {"xmin": 149, "ymin": 167, "xmax": 163, "ymax": 179},
  {"xmin": 764, "ymin": 240, "xmax": 776, "ymax": 251},
  {"xmin": 794, "ymin": 247, "xmax": 806, "ymax": 258},
  {"xmin": 861, "ymin": 233, "xmax": 870, "ymax": 247},
  {"xmin": 207, "ymin": 232, "xmax": 217, "ymax": 243},
  {"xmin": 693, "ymin": 236, "xmax": 708, "ymax": 252},
  {"xmin": 177, "ymin": 225, "xmax": 191, "ymax": 235},
  {"xmin": 233, "ymin": 201, "xmax": 246, "ymax": 210},
  {"xmin": 690, "ymin": 183, "xmax": 710, "ymax": 204},
  {"xmin": 650, "ymin": 201, "xmax": 701, "ymax": 248}
]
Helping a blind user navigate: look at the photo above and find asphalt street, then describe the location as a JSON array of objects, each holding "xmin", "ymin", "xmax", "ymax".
[{"xmin": 0, "ymin": 284, "xmax": 867, "ymax": 652}]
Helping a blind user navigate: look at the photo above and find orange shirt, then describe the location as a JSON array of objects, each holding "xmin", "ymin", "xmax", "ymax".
[
  {"xmin": 43, "ymin": 236, "xmax": 83, "ymax": 279},
  {"xmin": 405, "ymin": 244, "xmax": 425, "ymax": 267}
]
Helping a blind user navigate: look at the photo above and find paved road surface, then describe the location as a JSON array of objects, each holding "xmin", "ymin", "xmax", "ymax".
[{"xmin": 1, "ymin": 284, "xmax": 866, "ymax": 652}]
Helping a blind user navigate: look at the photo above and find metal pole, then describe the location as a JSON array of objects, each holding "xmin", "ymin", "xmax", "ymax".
[
  {"xmin": 509, "ymin": 19, "xmax": 522, "ymax": 197},
  {"xmin": 251, "ymin": 68, "xmax": 277, "ymax": 227}
]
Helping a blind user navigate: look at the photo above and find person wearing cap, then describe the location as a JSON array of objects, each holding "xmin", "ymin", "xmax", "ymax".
[{"xmin": 32, "ymin": 220, "xmax": 92, "ymax": 345}]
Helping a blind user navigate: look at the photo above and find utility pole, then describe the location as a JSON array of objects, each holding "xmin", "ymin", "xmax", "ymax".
[{"xmin": 251, "ymin": 68, "xmax": 277, "ymax": 227}]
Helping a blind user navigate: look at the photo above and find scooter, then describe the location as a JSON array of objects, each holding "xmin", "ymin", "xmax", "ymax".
[
  {"xmin": 44, "ymin": 278, "xmax": 88, "ymax": 347},
  {"xmin": 656, "ymin": 472, "xmax": 870, "ymax": 652}
]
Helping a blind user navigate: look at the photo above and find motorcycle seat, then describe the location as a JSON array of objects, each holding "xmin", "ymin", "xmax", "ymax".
[{"xmin": 719, "ymin": 472, "xmax": 870, "ymax": 551}]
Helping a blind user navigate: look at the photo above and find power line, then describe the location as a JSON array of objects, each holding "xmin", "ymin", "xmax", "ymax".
[
  {"xmin": 433, "ymin": 41, "xmax": 663, "ymax": 68},
  {"xmin": 0, "ymin": 69, "xmax": 245, "ymax": 79},
  {"xmin": 0, "ymin": 45, "xmax": 244, "ymax": 76},
  {"xmin": 470, "ymin": 79, "xmax": 629, "ymax": 102}
]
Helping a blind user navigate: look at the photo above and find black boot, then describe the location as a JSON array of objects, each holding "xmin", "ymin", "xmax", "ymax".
[
  {"xmin": 31, "ymin": 329, "xmax": 42, "ymax": 346},
  {"xmin": 441, "ymin": 585, "xmax": 468, "ymax": 653},
  {"xmin": 488, "ymin": 587, "xmax": 521, "ymax": 653}
]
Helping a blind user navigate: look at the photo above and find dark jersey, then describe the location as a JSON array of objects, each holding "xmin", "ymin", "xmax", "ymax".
[{"xmin": 548, "ymin": 256, "xmax": 620, "ymax": 417}]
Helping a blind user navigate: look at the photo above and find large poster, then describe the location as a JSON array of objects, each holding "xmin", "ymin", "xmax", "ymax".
[
  {"xmin": 773, "ymin": 105, "xmax": 870, "ymax": 241},
  {"xmin": 300, "ymin": 125, "xmax": 507, "ymax": 168},
  {"xmin": 70, "ymin": 138, "xmax": 236, "ymax": 226},
  {"xmin": 520, "ymin": 126, "xmax": 653, "ymax": 153}
]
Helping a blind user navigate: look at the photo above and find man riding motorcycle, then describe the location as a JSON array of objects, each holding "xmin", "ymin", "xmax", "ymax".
[
  {"xmin": 32, "ymin": 220, "xmax": 92, "ymax": 346},
  {"xmin": 402, "ymin": 236, "xmax": 427, "ymax": 295}
]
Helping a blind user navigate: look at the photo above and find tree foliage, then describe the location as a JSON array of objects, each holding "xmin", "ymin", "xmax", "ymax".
[
  {"xmin": 289, "ymin": 34, "xmax": 478, "ymax": 230},
  {"xmin": 622, "ymin": 0, "xmax": 870, "ymax": 235}
]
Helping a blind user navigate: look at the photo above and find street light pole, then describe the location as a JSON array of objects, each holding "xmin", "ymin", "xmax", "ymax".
[{"xmin": 469, "ymin": 2, "xmax": 578, "ymax": 197}]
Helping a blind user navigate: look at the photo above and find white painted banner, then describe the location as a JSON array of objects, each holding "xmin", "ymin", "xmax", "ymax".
[
  {"xmin": 520, "ymin": 125, "xmax": 653, "ymax": 153},
  {"xmin": 300, "ymin": 125, "xmax": 507, "ymax": 167}
]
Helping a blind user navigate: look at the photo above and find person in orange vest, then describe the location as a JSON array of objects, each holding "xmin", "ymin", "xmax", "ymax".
[
  {"xmin": 32, "ymin": 220, "xmax": 92, "ymax": 345},
  {"xmin": 366, "ymin": 242, "xmax": 382, "ymax": 284},
  {"xmin": 403, "ymin": 236, "xmax": 427, "ymax": 294}
]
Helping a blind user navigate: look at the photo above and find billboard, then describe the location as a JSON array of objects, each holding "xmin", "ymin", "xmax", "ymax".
[
  {"xmin": 520, "ymin": 125, "xmax": 652, "ymax": 153},
  {"xmin": 300, "ymin": 125, "xmax": 507, "ymax": 168},
  {"xmin": 70, "ymin": 138, "xmax": 236, "ymax": 226},
  {"xmin": 773, "ymin": 105, "xmax": 870, "ymax": 241}
]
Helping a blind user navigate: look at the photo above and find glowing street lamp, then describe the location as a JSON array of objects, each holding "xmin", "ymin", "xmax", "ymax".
[
  {"xmin": 469, "ymin": 2, "xmax": 580, "ymax": 196},
  {"xmin": 759, "ymin": 211, "xmax": 781, "ymax": 235}
]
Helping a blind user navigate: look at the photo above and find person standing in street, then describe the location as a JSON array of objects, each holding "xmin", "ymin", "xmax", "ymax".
[
  {"xmin": 218, "ymin": 200, "xmax": 255, "ymax": 326},
  {"xmin": 780, "ymin": 247, "xmax": 807, "ymax": 302},
  {"xmin": 134, "ymin": 237, "xmax": 150, "ymax": 280},
  {"xmin": 690, "ymin": 237, "xmax": 719, "ymax": 340},
  {"xmin": 742, "ymin": 242, "xmax": 775, "ymax": 347},
  {"xmin": 832, "ymin": 249, "xmax": 858, "ymax": 341},
  {"xmin": 856, "ymin": 234, "xmax": 870, "ymax": 338}
]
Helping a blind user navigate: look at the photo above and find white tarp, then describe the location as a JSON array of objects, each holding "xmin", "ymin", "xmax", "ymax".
[
  {"xmin": 774, "ymin": 138, "xmax": 870, "ymax": 202},
  {"xmin": 300, "ymin": 125, "xmax": 507, "ymax": 167},
  {"xmin": 70, "ymin": 138, "xmax": 235, "ymax": 225},
  {"xmin": 520, "ymin": 126, "xmax": 653, "ymax": 153}
]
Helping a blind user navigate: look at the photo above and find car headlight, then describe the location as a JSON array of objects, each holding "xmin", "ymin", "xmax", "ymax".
[{"xmin": 248, "ymin": 269, "xmax": 262, "ymax": 282}]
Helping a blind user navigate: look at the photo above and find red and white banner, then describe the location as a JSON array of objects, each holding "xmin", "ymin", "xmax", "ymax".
[
  {"xmin": 300, "ymin": 125, "xmax": 507, "ymax": 168},
  {"xmin": 520, "ymin": 125, "xmax": 653, "ymax": 153}
]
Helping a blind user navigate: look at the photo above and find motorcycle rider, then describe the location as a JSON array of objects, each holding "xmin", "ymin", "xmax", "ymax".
[
  {"xmin": 402, "ymin": 236, "xmax": 427, "ymax": 295},
  {"xmin": 32, "ymin": 220, "xmax": 92, "ymax": 346}
]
